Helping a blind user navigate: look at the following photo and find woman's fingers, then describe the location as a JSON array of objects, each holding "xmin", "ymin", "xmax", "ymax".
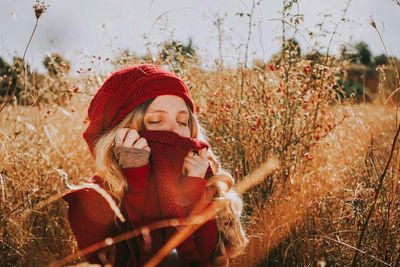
[
  {"xmin": 114, "ymin": 128, "xmax": 149, "ymax": 151},
  {"xmin": 182, "ymin": 149, "xmax": 209, "ymax": 178},
  {"xmin": 122, "ymin": 129, "xmax": 140, "ymax": 147},
  {"xmin": 114, "ymin": 128, "xmax": 130, "ymax": 146},
  {"xmin": 133, "ymin": 137, "xmax": 150, "ymax": 151},
  {"xmin": 198, "ymin": 148, "xmax": 207, "ymax": 159}
]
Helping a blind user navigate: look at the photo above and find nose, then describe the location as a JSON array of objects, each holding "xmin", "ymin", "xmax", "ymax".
[{"xmin": 167, "ymin": 119, "xmax": 181, "ymax": 136}]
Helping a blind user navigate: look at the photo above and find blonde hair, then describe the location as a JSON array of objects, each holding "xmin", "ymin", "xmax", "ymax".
[{"xmin": 93, "ymin": 98, "xmax": 247, "ymax": 265}]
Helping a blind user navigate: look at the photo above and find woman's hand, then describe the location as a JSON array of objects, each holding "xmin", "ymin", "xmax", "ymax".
[
  {"xmin": 113, "ymin": 128, "xmax": 150, "ymax": 168},
  {"xmin": 114, "ymin": 128, "xmax": 150, "ymax": 151},
  {"xmin": 182, "ymin": 148, "xmax": 209, "ymax": 178}
]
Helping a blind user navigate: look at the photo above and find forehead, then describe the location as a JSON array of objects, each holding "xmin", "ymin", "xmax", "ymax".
[{"xmin": 147, "ymin": 95, "xmax": 189, "ymax": 112}]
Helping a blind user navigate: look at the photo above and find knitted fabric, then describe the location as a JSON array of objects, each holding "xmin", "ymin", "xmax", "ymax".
[
  {"xmin": 83, "ymin": 64, "xmax": 194, "ymax": 154},
  {"xmin": 138, "ymin": 130, "xmax": 212, "ymax": 264}
]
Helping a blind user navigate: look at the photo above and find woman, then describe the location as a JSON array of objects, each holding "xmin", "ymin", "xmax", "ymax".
[{"xmin": 63, "ymin": 64, "xmax": 247, "ymax": 266}]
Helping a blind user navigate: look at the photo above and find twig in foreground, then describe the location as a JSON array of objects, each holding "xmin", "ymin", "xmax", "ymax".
[{"xmin": 351, "ymin": 120, "xmax": 400, "ymax": 266}]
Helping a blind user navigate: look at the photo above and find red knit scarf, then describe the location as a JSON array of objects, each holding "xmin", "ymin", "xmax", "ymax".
[{"xmin": 138, "ymin": 130, "xmax": 213, "ymax": 264}]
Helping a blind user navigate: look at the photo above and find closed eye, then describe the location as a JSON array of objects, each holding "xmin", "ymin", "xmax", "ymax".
[{"xmin": 178, "ymin": 121, "xmax": 188, "ymax": 126}]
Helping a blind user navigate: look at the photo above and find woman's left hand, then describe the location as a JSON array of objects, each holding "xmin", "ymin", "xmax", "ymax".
[{"xmin": 182, "ymin": 148, "xmax": 209, "ymax": 178}]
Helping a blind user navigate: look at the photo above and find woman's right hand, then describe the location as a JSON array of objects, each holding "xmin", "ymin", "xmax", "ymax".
[
  {"xmin": 113, "ymin": 128, "xmax": 151, "ymax": 168},
  {"xmin": 114, "ymin": 128, "xmax": 150, "ymax": 151}
]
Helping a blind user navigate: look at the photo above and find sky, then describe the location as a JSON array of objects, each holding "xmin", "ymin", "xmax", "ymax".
[{"xmin": 0, "ymin": 0, "xmax": 399, "ymax": 73}]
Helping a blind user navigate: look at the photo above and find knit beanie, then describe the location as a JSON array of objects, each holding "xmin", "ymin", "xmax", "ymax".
[{"xmin": 83, "ymin": 64, "xmax": 194, "ymax": 155}]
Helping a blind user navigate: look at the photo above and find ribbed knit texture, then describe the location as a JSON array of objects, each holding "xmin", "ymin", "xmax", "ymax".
[
  {"xmin": 138, "ymin": 130, "xmax": 211, "ymax": 264},
  {"xmin": 83, "ymin": 64, "xmax": 194, "ymax": 155},
  {"xmin": 63, "ymin": 130, "xmax": 217, "ymax": 266}
]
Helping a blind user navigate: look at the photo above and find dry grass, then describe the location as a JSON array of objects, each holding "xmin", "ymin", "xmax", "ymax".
[
  {"xmin": 234, "ymin": 104, "xmax": 399, "ymax": 266},
  {"xmin": 1, "ymin": 53, "xmax": 400, "ymax": 266},
  {"xmin": 0, "ymin": 96, "xmax": 94, "ymax": 266},
  {"xmin": 2, "ymin": 1, "xmax": 400, "ymax": 266}
]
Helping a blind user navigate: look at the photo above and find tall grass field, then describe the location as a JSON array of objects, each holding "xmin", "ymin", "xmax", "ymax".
[{"xmin": 1, "ymin": 1, "xmax": 400, "ymax": 266}]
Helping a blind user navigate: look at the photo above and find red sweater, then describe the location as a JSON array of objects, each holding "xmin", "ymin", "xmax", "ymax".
[{"xmin": 63, "ymin": 164, "xmax": 217, "ymax": 266}]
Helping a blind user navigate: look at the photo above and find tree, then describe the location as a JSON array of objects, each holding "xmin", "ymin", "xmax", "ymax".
[
  {"xmin": 355, "ymin": 42, "xmax": 372, "ymax": 66},
  {"xmin": 43, "ymin": 53, "xmax": 70, "ymax": 77},
  {"xmin": 373, "ymin": 54, "xmax": 389, "ymax": 65},
  {"xmin": 340, "ymin": 42, "xmax": 373, "ymax": 66},
  {"xmin": 0, "ymin": 57, "xmax": 28, "ymax": 101},
  {"xmin": 159, "ymin": 38, "xmax": 197, "ymax": 67}
]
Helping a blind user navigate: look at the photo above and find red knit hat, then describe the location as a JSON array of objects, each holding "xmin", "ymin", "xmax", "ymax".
[{"xmin": 83, "ymin": 64, "xmax": 194, "ymax": 155}]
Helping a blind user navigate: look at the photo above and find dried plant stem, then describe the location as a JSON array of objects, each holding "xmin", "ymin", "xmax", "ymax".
[
  {"xmin": 0, "ymin": 18, "xmax": 39, "ymax": 113},
  {"xmin": 372, "ymin": 23, "xmax": 400, "ymax": 89},
  {"xmin": 239, "ymin": 0, "xmax": 257, "ymax": 99},
  {"xmin": 325, "ymin": 0, "xmax": 352, "ymax": 61},
  {"xmin": 47, "ymin": 216, "xmax": 200, "ymax": 267},
  {"xmin": 0, "ymin": 173, "xmax": 5, "ymax": 203},
  {"xmin": 144, "ymin": 204, "xmax": 215, "ymax": 267},
  {"xmin": 48, "ymin": 158, "xmax": 278, "ymax": 266},
  {"xmin": 396, "ymin": 247, "xmax": 400, "ymax": 267},
  {"xmin": 351, "ymin": 121, "xmax": 400, "ymax": 267},
  {"xmin": 22, "ymin": 19, "xmax": 38, "ymax": 68},
  {"xmin": 318, "ymin": 235, "xmax": 391, "ymax": 266},
  {"xmin": 383, "ymin": 152, "xmax": 400, "ymax": 262},
  {"xmin": 244, "ymin": 0, "xmax": 256, "ymax": 69}
]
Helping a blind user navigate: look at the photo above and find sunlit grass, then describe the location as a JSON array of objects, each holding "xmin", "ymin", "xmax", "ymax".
[{"xmin": 1, "ymin": 40, "xmax": 400, "ymax": 266}]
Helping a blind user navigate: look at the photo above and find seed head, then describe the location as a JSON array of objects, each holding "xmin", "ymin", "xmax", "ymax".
[
  {"xmin": 368, "ymin": 16, "xmax": 376, "ymax": 29},
  {"xmin": 33, "ymin": 0, "xmax": 48, "ymax": 19}
]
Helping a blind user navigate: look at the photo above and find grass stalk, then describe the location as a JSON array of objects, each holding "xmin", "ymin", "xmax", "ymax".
[{"xmin": 351, "ymin": 120, "xmax": 400, "ymax": 267}]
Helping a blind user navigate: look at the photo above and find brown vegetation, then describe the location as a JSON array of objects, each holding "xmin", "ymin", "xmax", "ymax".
[
  {"xmin": 2, "ymin": 1, "xmax": 400, "ymax": 266},
  {"xmin": 1, "ymin": 50, "xmax": 400, "ymax": 266}
]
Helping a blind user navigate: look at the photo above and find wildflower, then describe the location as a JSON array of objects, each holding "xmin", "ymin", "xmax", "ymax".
[
  {"xmin": 303, "ymin": 66, "xmax": 313, "ymax": 73},
  {"xmin": 256, "ymin": 118, "xmax": 262, "ymax": 127},
  {"xmin": 360, "ymin": 169, "xmax": 367, "ymax": 175},
  {"xmin": 269, "ymin": 65, "xmax": 275, "ymax": 71},
  {"xmin": 33, "ymin": 0, "xmax": 48, "ymax": 19},
  {"xmin": 304, "ymin": 152, "xmax": 313, "ymax": 161}
]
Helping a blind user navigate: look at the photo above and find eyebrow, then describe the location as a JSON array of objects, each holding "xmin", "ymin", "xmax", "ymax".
[{"xmin": 147, "ymin": 109, "xmax": 189, "ymax": 115}]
